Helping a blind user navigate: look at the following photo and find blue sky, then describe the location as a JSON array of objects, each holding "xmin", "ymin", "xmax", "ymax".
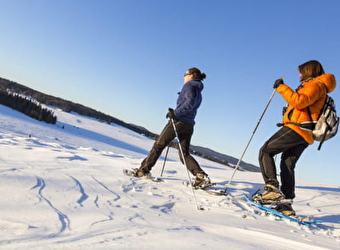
[{"xmin": 0, "ymin": 0, "xmax": 339, "ymax": 185}]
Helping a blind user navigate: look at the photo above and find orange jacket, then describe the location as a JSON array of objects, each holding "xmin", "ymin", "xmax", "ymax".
[{"xmin": 276, "ymin": 73, "xmax": 337, "ymax": 144}]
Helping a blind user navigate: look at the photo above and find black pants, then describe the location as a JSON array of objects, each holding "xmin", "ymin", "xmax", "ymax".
[
  {"xmin": 259, "ymin": 126, "xmax": 308, "ymax": 199},
  {"xmin": 140, "ymin": 120, "xmax": 206, "ymax": 176}
]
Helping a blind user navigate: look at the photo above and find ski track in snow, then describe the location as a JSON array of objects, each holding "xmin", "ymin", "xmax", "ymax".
[
  {"xmin": 0, "ymin": 106, "xmax": 339, "ymax": 249},
  {"xmin": 31, "ymin": 176, "xmax": 71, "ymax": 236},
  {"xmin": 68, "ymin": 175, "xmax": 89, "ymax": 207}
]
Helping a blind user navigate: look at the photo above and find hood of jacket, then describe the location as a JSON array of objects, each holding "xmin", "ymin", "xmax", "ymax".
[
  {"xmin": 189, "ymin": 79, "xmax": 204, "ymax": 91},
  {"xmin": 315, "ymin": 73, "xmax": 336, "ymax": 93}
]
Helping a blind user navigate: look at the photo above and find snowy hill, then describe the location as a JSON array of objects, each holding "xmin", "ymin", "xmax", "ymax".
[
  {"xmin": 0, "ymin": 76, "xmax": 259, "ymax": 171},
  {"xmin": 0, "ymin": 105, "xmax": 339, "ymax": 250}
]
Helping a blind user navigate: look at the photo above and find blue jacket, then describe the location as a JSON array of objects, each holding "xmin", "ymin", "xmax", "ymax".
[{"xmin": 174, "ymin": 79, "xmax": 204, "ymax": 125}]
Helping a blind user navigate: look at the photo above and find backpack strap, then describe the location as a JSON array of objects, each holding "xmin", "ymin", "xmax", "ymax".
[
  {"xmin": 278, "ymin": 120, "xmax": 316, "ymax": 131},
  {"xmin": 276, "ymin": 105, "xmax": 315, "ymax": 130}
]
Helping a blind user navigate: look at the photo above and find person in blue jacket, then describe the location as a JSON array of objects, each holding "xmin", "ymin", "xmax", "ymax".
[{"xmin": 133, "ymin": 67, "xmax": 210, "ymax": 188}]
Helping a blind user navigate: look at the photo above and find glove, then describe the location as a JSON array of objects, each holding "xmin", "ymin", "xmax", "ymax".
[
  {"xmin": 166, "ymin": 108, "xmax": 175, "ymax": 119},
  {"xmin": 273, "ymin": 78, "xmax": 284, "ymax": 89}
]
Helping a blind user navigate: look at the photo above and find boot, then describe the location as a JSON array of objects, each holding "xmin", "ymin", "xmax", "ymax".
[
  {"xmin": 193, "ymin": 173, "xmax": 211, "ymax": 189},
  {"xmin": 252, "ymin": 184, "xmax": 284, "ymax": 204},
  {"xmin": 132, "ymin": 168, "xmax": 150, "ymax": 178},
  {"xmin": 271, "ymin": 201, "xmax": 296, "ymax": 216}
]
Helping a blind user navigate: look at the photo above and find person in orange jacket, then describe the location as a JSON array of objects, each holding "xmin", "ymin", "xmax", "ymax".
[{"xmin": 254, "ymin": 60, "xmax": 336, "ymax": 216}]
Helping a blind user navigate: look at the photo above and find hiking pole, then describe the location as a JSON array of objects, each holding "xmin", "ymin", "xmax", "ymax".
[
  {"xmin": 222, "ymin": 88, "xmax": 277, "ymax": 195},
  {"xmin": 159, "ymin": 145, "xmax": 170, "ymax": 177},
  {"xmin": 170, "ymin": 118, "xmax": 204, "ymax": 210}
]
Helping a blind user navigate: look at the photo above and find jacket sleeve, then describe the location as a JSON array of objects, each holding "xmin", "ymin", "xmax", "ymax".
[{"xmin": 276, "ymin": 82, "xmax": 324, "ymax": 109}]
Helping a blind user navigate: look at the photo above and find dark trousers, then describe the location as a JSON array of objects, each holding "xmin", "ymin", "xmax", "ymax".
[
  {"xmin": 140, "ymin": 120, "xmax": 205, "ymax": 176},
  {"xmin": 259, "ymin": 126, "xmax": 308, "ymax": 199}
]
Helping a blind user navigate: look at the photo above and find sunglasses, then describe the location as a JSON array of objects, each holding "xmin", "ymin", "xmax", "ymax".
[{"xmin": 184, "ymin": 73, "xmax": 192, "ymax": 77}]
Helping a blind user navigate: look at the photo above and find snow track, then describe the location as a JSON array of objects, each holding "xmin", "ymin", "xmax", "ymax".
[{"xmin": 31, "ymin": 175, "xmax": 71, "ymax": 235}]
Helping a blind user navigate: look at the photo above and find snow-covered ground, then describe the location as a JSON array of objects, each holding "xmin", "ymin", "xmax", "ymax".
[{"xmin": 0, "ymin": 105, "xmax": 339, "ymax": 250}]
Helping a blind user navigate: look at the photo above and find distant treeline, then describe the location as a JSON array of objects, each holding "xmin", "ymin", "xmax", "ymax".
[{"xmin": 0, "ymin": 90, "xmax": 57, "ymax": 124}]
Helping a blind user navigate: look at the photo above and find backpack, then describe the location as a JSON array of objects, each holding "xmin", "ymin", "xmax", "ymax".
[
  {"xmin": 312, "ymin": 95, "xmax": 339, "ymax": 150},
  {"xmin": 283, "ymin": 95, "xmax": 339, "ymax": 150}
]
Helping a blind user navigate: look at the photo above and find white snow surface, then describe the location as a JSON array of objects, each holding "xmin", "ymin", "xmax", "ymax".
[{"xmin": 0, "ymin": 105, "xmax": 339, "ymax": 250}]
